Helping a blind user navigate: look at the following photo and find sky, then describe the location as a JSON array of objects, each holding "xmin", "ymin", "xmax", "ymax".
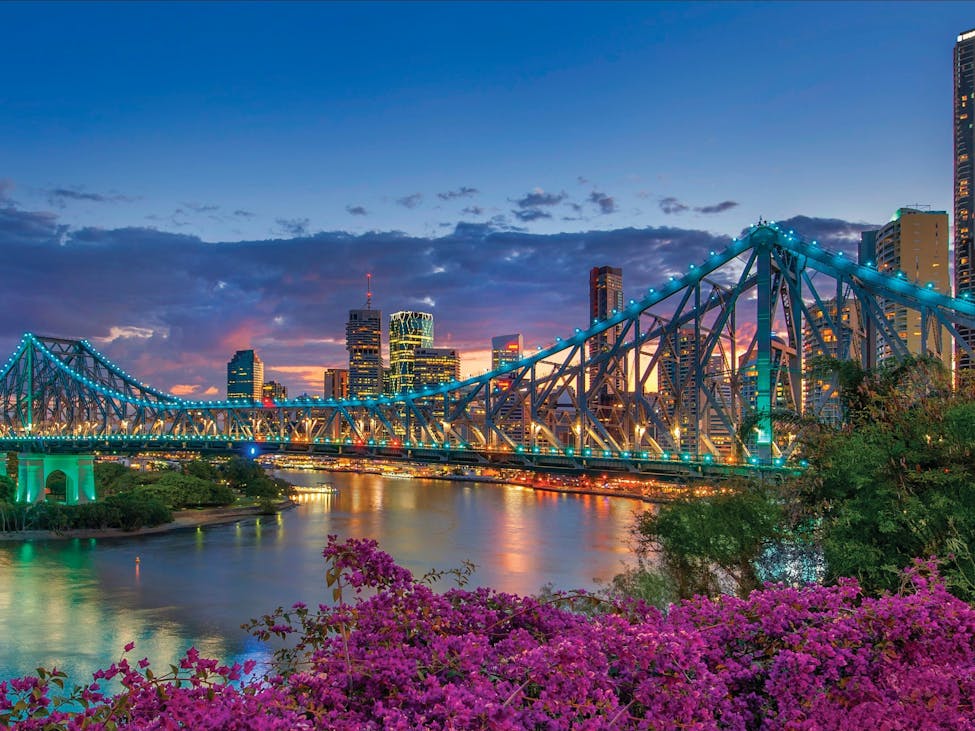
[{"xmin": 0, "ymin": 1, "xmax": 972, "ymax": 396}]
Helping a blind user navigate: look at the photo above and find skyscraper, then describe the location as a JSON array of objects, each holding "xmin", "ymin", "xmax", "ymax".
[
  {"xmin": 588, "ymin": 266, "xmax": 624, "ymax": 397},
  {"xmin": 869, "ymin": 208, "xmax": 950, "ymax": 366},
  {"xmin": 413, "ymin": 348, "xmax": 460, "ymax": 388},
  {"xmin": 323, "ymin": 368, "xmax": 349, "ymax": 400},
  {"xmin": 388, "ymin": 311, "xmax": 434, "ymax": 393},
  {"xmin": 262, "ymin": 380, "xmax": 287, "ymax": 401},
  {"xmin": 346, "ymin": 275, "xmax": 384, "ymax": 400},
  {"xmin": 956, "ymin": 29, "xmax": 975, "ymax": 379},
  {"xmin": 657, "ymin": 329, "xmax": 697, "ymax": 453},
  {"xmin": 802, "ymin": 298, "xmax": 861, "ymax": 425},
  {"xmin": 346, "ymin": 274, "xmax": 383, "ymax": 398},
  {"xmin": 491, "ymin": 333, "xmax": 523, "ymax": 371},
  {"xmin": 490, "ymin": 334, "xmax": 526, "ymax": 444},
  {"xmin": 227, "ymin": 349, "xmax": 264, "ymax": 400}
]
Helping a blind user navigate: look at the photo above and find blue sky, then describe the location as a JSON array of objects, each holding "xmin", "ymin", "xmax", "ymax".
[{"xmin": 0, "ymin": 1, "xmax": 971, "ymax": 394}]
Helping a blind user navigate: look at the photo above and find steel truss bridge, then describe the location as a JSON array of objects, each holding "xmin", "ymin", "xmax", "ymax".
[{"xmin": 2, "ymin": 222, "xmax": 974, "ymax": 489}]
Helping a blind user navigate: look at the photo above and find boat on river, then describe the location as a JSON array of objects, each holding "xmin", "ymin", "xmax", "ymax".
[{"xmin": 292, "ymin": 482, "xmax": 338, "ymax": 494}]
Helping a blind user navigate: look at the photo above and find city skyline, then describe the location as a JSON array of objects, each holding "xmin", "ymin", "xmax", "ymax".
[{"xmin": 1, "ymin": 2, "xmax": 972, "ymax": 395}]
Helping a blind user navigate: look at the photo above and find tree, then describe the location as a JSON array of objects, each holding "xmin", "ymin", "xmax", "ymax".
[
  {"xmin": 183, "ymin": 459, "xmax": 218, "ymax": 481},
  {"xmin": 93, "ymin": 462, "xmax": 132, "ymax": 495},
  {"xmin": 632, "ymin": 479, "xmax": 785, "ymax": 600},
  {"xmin": 0, "ymin": 475, "xmax": 15, "ymax": 503},
  {"xmin": 799, "ymin": 355, "xmax": 975, "ymax": 600}
]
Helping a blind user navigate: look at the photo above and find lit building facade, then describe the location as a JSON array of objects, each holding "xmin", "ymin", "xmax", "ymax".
[
  {"xmin": 262, "ymin": 380, "xmax": 287, "ymax": 401},
  {"xmin": 657, "ymin": 329, "xmax": 698, "ymax": 454},
  {"xmin": 956, "ymin": 29, "xmax": 975, "ymax": 379},
  {"xmin": 389, "ymin": 311, "xmax": 433, "ymax": 393},
  {"xmin": 227, "ymin": 350, "xmax": 264, "ymax": 400},
  {"xmin": 491, "ymin": 333, "xmax": 523, "ymax": 371},
  {"xmin": 702, "ymin": 354, "xmax": 734, "ymax": 457},
  {"xmin": 346, "ymin": 308, "xmax": 383, "ymax": 397},
  {"xmin": 413, "ymin": 348, "xmax": 460, "ymax": 388},
  {"xmin": 323, "ymin": 368, "xmax": 349, "ymax": 400},
  {"xmin": 868, "ymin": 208, "xmax": 949, "ymax": 366},
  {"xmin": 588, "ymin": 266, "xmax": 624, "ymax": 397},
  {"xmin": 490, "ymin": 334, "xmax": 526, "ymax": 444},
  {"xmin": 802, "ymin": 298, "xmax": 861, "ymax": 425}
]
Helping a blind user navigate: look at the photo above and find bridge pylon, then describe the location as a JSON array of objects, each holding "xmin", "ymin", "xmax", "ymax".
[{"xmin": 14, "ymin": 453, "xmax": 96, "ymax": 505}]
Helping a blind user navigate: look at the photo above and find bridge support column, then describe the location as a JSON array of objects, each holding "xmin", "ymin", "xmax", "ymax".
[
  {"xmin": 14, "ymin": 454, "xmax": 97, "ymax": 504},
  {"xmin": 43, "ymin": 454, "xmax": 97, "ymax": 505},
  {"xmin": 15, "ymin": 454, "xmax": 45, "ymax": 504}
]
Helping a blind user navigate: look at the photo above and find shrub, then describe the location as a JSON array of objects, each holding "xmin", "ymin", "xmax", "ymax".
[{"xmin": 3, "ymin": 541, "xmax": 975, "ymax": 729}]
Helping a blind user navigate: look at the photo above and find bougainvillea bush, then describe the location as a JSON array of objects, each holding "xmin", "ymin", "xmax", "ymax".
[{"xmin": 3, "ymin": 536, "xmax": 975, "ymax": 729}]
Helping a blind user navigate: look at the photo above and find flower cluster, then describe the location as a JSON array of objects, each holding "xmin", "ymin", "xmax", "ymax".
[{"xmin": 3, "ymin": 542, "xmax": 974, "ymax": 729}]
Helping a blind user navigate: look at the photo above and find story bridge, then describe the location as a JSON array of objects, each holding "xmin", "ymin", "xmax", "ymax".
[{"xmin": 2, "ymin": 221, "xmax": 974, "ymax": 503}]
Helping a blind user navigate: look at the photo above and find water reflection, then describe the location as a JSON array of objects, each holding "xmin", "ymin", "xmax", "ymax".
[{"xmin": 0, "ymin": 471, "xmax": 641, "ymax": 682}]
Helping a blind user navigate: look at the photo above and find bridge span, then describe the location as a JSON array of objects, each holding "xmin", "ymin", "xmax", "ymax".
[{"xmin": 2, "ymin": 222, "xmax": 972, "ymax": 502}]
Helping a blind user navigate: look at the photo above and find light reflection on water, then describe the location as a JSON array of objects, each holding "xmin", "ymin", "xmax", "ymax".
[{"xmin": 0, "ymin": 471, "xmax": 643, "ymax": 683}]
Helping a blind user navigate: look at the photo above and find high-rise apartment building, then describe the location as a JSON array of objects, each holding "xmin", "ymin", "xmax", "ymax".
[
  {"xmin": 389, "ymin": 311, "xmax": 434, "ymax": 393},
  {"xmin": 323, "ymin": 368, "xmax": 349, "ymax": 400},
  {"xmin": 802, "ymin": 299, "xmax": 861, "ymax": 425},
  {"xmin": 657, "ymin": 329, "xmax": 697, "ymax": 453},
  {"xmin": 262, "ymin": 380, "xmax": 287, "ymax": 401},
  {"xmin": 346, "ymin": 308, "xmax": 383, "ymax": 397},
  {"xmin": 490, "ymin": 334, "xmax": 526, "ymax": 444},
  {"xmin": 413, "ymin": 348, "xmax": 460, "ymax": 388},
  {"xmin": 491, "ymin": 333, "xmax": 523, "ymax": 371},
  {"xmin": 227, "ymin": 350, "xmax": 264, "ymax": 400},
  {"xmin": 589, "ymin": 266, "xmax": 624, "ymax": 398},
  {"xmin": 702, "ymin": 355, "xmax": 734, "ymax": 458},
  {"xmin": 868, "ymin": 208, "xmax": 949, "ymax": 366},
  {"xmin": 956, "ymin": 29, "xmax": 975, "ymax": 379}
]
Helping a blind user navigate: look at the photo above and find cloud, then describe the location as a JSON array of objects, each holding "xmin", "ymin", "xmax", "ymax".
[
  {"xmin": 275, "ymin": 217, "xmax": 310, "ymax": 237},
  {"xmin": 514, "ymin": 189, "xmax": 566, "ymax": 208},
  {"xmin": 346, "ymin": 205, "xmax": 368, "ymax": 216},
  {"xmin": 233, "ymin": 209, "xmax": 256, "ymax": 218},
  {"xmin": 396, "ymin": 193, "xmax": 423, "ymax": 209},
  {"xmin": 46, "ymin": 187, "xmax": 135, "ymax": 209},
  {"xmin": 659, "ymin": 197, "xmax": 690, "ymax": 215},
  {"xmin": 576, "ymin": 176, "xmax": 589, "ymax": 185},
  {"xmin": 437, "ymin": 187, "xmax": 478, "ymax": 201},
  {"xmin": 660, "ymin": 197, "xmax": 739, "ymax": 215},
  {"xmin": 461, "ymin": 205, "xmax": 485, "ymax": 216},
  {"xmin": 589, "ymin": 191, "xmax": 617, "ymax": 215},
  {"xmin": 183, "ymin": 202, "xmax": 220, "ymax": 213},
  {"xmin": 768, "ymin": 215, "xmax": 879, "ymax": 255},
  {"xmin": 694, "ymin": 200, "xmax": 739, "ymax": 214},
  {"xmin": 171, "ymin": 384, "xmax": 201, "ymax": 396},
  {"xmin": 203, "ymin": 386, "xmax": 219, "ymax": 396},
  {"xmin": 512, "ymin": 208, "xmax": 552, "ymax": 222},
  {"xmin": 97, "ymin": 325, "xmax": 160, "ymax": 342}
]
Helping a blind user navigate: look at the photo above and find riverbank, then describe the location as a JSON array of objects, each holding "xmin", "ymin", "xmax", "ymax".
[{"xmin": 0, "ymin": 501, "xmax": 295, "ymax": 542}]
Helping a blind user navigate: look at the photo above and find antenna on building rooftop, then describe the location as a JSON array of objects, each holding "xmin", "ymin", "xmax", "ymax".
[{"xmin": 366, "ymin": 273, "xmax": 372, "ymax": 309}]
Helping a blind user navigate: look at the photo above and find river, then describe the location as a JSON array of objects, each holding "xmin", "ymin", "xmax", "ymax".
[{"xmin": 0, "ymin": 470, "xmax": 644, "ymax": 683}]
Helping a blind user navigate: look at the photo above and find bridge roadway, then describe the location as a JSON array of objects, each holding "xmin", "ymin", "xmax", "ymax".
[{"xmin": 0, "ymin": 434, "xmax": 799, "ymax": 483}]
